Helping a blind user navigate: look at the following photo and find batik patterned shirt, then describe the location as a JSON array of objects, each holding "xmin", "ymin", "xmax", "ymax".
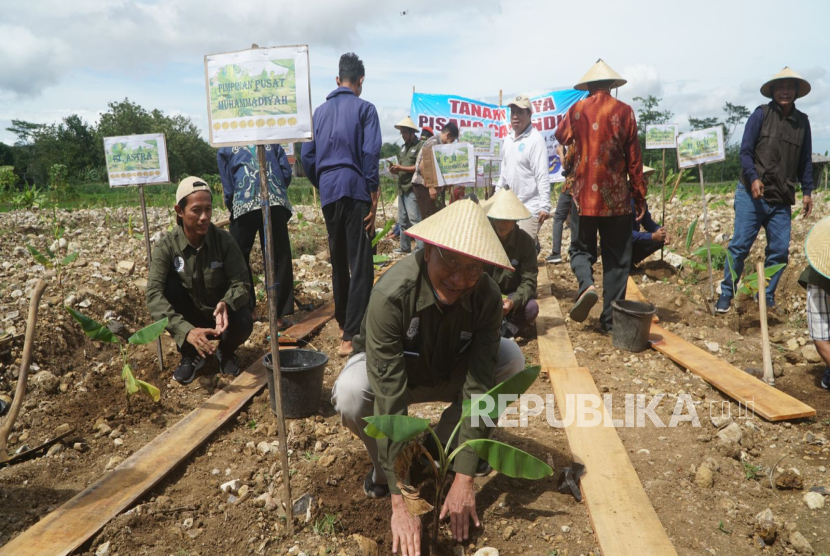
[{"xmin": 217, "ymin": 144, "xmax": 293, "ymax": 219}]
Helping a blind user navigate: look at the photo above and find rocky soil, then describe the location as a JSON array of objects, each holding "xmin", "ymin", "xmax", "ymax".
[{"xmin": 0, "ymin": 188, "xmax": 829, "ymax": 555}]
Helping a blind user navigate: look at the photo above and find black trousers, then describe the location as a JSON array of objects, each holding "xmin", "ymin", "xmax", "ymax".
[
  {"xmin": 229, "ymin": 206, "xmax": 294, "ymax": 317},
  {"xmin": 568, "ymin": 204, "xmax": 633, "ymax": 330},
  {"xmin": 163, "ymin": 274, "xmax": 254, "ymax": 358},
  {"xmin": 322, "ymin": 197, "xmax": 374, "ymax": 341},
  {"xmin": 632, "ymin": 239, "xmax": 664, "ymax": 267}
]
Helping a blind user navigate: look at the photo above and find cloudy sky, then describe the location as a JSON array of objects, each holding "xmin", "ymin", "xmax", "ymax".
[{"xmin": 2, "ymin": 0, "xmax": 829, "ymax": 158}]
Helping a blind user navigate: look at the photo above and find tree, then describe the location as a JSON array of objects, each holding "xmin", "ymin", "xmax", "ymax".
[
  {"xmin": 380, "ymin": 142, "xmax": 400, "ymax": 159},
  {"xmin": 722, "ymin": 102, "xmax": 751, "ymax": 145},
  {"xmin": 633, "ymin": 96, "xmax": 675, "ymax": 169},
  {"xmin": 687, "ymin": 116, "xmax": 720, "ymax": 131}
]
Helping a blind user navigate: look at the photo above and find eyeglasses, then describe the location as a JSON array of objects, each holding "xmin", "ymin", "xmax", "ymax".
[{"xmin": 435, "ymin": 246, "xmax": 484, "ymax": 281}]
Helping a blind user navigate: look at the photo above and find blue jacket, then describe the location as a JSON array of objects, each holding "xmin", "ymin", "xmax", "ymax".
[
  {"xmin": 217, "ymin": 145, "xmax": 292, "ymax": 219},
  {"xmin": 301, "ymin": 87, "xmax": 382, "ymax": 207},
  {"xmin": 632, "ymin": 200, "xmax": 661, "ymax": 242}
]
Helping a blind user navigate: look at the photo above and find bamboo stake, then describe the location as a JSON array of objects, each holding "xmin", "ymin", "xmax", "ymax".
[
  {"xmin": 660, "ymin": 148, "xmax": 666, "ymax": 261},
  {"xmin": 757, "ymin": 261, "xmax": 775, "ymax": 386},
  {"xmin": 697, "ymin": 165, "xmax": 716, "ymax": 315},
  {"xmin": 0, "ymin": 279, "xmax": 47, "ymax": 461},
  {"xmin": 140, "ymin": 186, "xmax": 164, "ymax": 372},
  {"xmin": 667, "ymin": 171, "xmax": 684, "ymax": 204},
  {"xmin": 256, "ymin": 145, "xmax": 293, "ymax": 532}
]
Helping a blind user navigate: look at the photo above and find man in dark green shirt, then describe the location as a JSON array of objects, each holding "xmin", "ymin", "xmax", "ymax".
[
  {"xmin": 332, "ymin": 199, "xmax": 525, "ymax": 554},
  {"xmin": 146, "ymin": 176, "xmax": 253, "ymax": 384},
  {"xmin": 800, "ymin": 216, "xmax": 830, "ymax": 389},
  {"xmin": 483, "ymin": 189, "xmax": 539, "ymax": 338},
  {"xmin": 390, "ymin": 116, "xmax": 424, "ymax": 253}
]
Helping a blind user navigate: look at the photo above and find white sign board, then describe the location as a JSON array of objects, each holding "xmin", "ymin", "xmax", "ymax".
[
  {"xmin": 432, "ymin": 142, "xmax": 475, "ymax": 186},
  {"xmin": 457, "ymin": 127, "xmax": 496, "ymax": 156},
  {"xmin": 103, "ymin": 133, "xmax": 170, "ymax": 187},
  {"xmin": 205, "ymin": 45, "xmax": 313, "ymax": 147},
  {"xmin": 645, "ymin": 124, "xmax": 679, "ymax": 150},
  {"xmin": 676, "ymin": 126, "xmax": 726, "ymax": 169},
  {"xmin": 379, "ymin": 156, "xmax": 398, "ymax": 177}
]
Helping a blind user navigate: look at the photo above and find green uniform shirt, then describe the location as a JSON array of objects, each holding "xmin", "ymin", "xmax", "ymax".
[
  {"xmin": 397, "ymin": 139, "xmax": 423, "ymax": 193},
  {"xmin": 352, "ymin": 250, "xmax": 503, "ymax": 493},
  {"xmin": 146, "ymin": 224, "xmax": 250, "ymax": 348},
  {"xmin": 486, "ymin": 225, "xmax": 538, "ymax": 311}
]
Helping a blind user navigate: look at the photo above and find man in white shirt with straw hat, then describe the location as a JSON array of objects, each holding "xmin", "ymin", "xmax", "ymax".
[
  {"xmin": 390, "ymin": 116, "xmax": 425, "ymax": 253},
  {"xmin": 332, "ymin": 198, "xmax": 526, "ymax": 554},
  {"xmin": 498, "ymin": 94, "xmax": 551, "ymax": 245}
]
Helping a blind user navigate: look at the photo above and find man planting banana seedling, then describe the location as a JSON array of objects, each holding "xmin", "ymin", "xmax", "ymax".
[{"xmin": 333, "ymin": 198, "xmax": 549, "ymax": 555}]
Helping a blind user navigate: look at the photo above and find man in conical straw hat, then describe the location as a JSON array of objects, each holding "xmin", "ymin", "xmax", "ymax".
[
  {"xmin": 717, "ymin": 67, "xmax": 814, "ymax": 314},
  {"xmin": 554, "ymin": 59, "xmax": 646, "ymax": 333},
  {"xmin": 332, "ymin": 198, "xmax": 526, "ymax": 551},
  {"xmin": 799, "ymin": 216, "xmax": 830, "ymax": 389},
  {"xmin": 484, "ymin": 189, "xmax": 539, "ymax": 338},
  {"xmin": 631, "ymin": 165, "xmax": 670, "ymax": 268},
  {"xmin": 390, "ymin": 116, "xmax": 425, "ymax": 253}
]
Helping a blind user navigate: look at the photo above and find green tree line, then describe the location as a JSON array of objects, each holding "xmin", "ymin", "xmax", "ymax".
[{"xmin": 1, "ymin": 98, "xmax": 217, "ymax": 188}]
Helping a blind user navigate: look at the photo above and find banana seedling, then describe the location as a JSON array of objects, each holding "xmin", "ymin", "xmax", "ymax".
[
  {"xmin": 26, "ymin": 244, "xmax": 79, "ymax": 300},
  {"xmin": 364, "ymin": 365, "xmax": 552, "ymax": 552},
  {"xmin": 66, "ymin": 307, "xmax": 165, "ymax": 406}
]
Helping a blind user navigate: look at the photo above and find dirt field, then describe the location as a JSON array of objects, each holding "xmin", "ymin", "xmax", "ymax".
[{"xmin": 1, "ymin": 189, "xmax": 830, "ymax": 555}]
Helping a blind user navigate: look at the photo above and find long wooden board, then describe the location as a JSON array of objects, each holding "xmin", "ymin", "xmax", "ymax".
[
  {"xmin": 537, "ymin": 266, "xmax": 677, "ymax": 555},
  {"xmin": 1, "ymin": 302, "xmax": 335, "ymax": 556},
  {"xmin": 625, "ymin": 276, "xmax": 659, "ymax": 322},
  {"xmin": 626, "ymin": 280, "xmax": 815, "ymax": 421}
]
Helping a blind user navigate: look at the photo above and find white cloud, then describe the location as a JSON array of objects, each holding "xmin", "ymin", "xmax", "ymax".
[{"xmin": 0, "ymin": 25, "xmax": 69, "ymax": 95}]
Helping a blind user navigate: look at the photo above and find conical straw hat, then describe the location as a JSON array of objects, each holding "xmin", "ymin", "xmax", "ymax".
[
  {"xmin": 480, "ymin": 195, "xmax": 496, "ymax": 214},
  {"xmin": 575, "ymin": 59, "xmax": 627, "ymax": 91},
  {"xmin": 484, "ymin": 188, "xmax": 532, "ymax": 221},
  {"xmin": 643, "ymin": 165, "xmax": 656, "ymax": 176},
  {"xmin": 760, "ymin": 67, "xmax": 811, "ymax": 99},
  {"xmin": 394, "ymin": 116, "xmax": 420, "ymax": 132},
  {"xmin": 405, "ymin": 199, "xmax": 513, "ymax": 270},
  {"xmin": 805, "ymin": 216, "xmax": 830, "ymax": 279}
]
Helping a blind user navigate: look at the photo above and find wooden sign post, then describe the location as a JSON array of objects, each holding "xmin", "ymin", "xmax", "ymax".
[
  {"xmin": 645, "ymin": 124, "xmax": 679, "ymax": 261},
  {"xmin": 676, "ymin": 126, "xmax": 726, "ymax": 315},
  {"xmin": 205, "ymin": 43, "xmax": 315, "ymax": 532},
  {"xmin": 103, "ymin": 132, "xmax": 172, "ymax": 371}
]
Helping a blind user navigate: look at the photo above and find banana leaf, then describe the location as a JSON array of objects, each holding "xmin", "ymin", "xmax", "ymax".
[
  {"xmin": 372, "ymin": 219, "xmax": 395, "ymax": 248},
  {"xmin": 685, "ymin": 218, "xmax": 698, "ymax": 252},
  {"xmin": 61, "ymin": 252, "xmax": 79, "ymax": 266},
  {"xmin": 122, "ymin": 363, "xmax": 139, "ymax": 395},
  {"xmin": 373, "ymin": 255, "xmax": 390, "ymax": 265},
  {"xmin": 462, "ymin": 365, "xmax": 541, "ymax": 422},
  {"xmin": 459, "ymin": 439, "xmax": 553, "ymax": 479},
  {"xmin": 66, "ymin": 307, "xmax": 118, "ymax": 343},
  {"xmin": 128, "ymin": 318, "xmax": 169, "ymax": 345},
  {"xmin": 364, "ymin": 415, "xmax": 430, "ymax": 443},
  {"xmin": 27, "ymin": 245, "xmax": 53, "ymax": 268}
]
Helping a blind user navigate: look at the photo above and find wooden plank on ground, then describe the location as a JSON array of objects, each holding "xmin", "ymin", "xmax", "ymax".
[
  {"xmin": 537, "ymin": 265, "xmax": 677, "ymax": 555},
  {"xmin": 625, "ymin": 276, "xmax": 659, "ymax": 322},
  {"xmin": 547, "ymin": 366, "xmax": 678, "ymax": 556},
  {"xmin": 626, "ymin": 280, "xmax": 816, "ymax": 421},
  {"xmin": 0, "ymin": 359, "xmax": 269, "ymax": 556},
  {"xmin": 281, "ymin": 301, "xmax": 334, "ymax": 341}
]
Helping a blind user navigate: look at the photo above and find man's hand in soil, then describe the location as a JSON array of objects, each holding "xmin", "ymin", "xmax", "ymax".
[
  {"xmin": 751, "ymin": 179, "xmax": 764, "ymax": 199},
  {"xmin": 213, "ymin": 301, "xmax": 229, "ymax": 335},
  {"xmin": 186, "ymin": 328, "xmax": 216, "ymax": 358},
  {"xmin": 391, "ymin": 494, "xmax": 421, "ymax": 555},
  {"xmin": 365, "ymin": 192, "xmax": 378, "ymax": 233},
  {"xmin": 440, "ymin": 473, "xmax": 479, "ymax": 542},
  {"xmin": 803, "ymin": 194, "xmax": 813, "ymax": 218},
  {"xmin": 502, "ymin": 298, "xmax": 514, "ymax": 316}
]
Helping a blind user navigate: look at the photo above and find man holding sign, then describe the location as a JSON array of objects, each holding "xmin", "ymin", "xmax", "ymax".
[{"xmin": 717, "ymin": 67, "xmax": 814, "ymax": 313}]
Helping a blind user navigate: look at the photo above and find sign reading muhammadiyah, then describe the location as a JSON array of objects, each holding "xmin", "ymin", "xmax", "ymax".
[{"xmin": 205, "ymin": 45, "xmax": 313, "ymax": 147}]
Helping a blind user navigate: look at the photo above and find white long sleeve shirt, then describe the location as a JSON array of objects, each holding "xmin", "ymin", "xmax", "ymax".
[{"xmin": 497, "ymin": 124, "xmax": 551, "ymax": 215}]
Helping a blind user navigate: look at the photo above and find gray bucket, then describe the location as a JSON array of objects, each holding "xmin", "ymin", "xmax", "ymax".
[
  {"xmin": 263, "ymin": 349, "xmax": 329, "ymax": 419},
  {"xmin": 611, "ymin": 300, "xmax": 657, "ymax": 353}
]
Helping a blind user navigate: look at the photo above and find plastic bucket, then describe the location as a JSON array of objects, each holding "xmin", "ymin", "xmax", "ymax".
[
  {"xmin": 263, "ymin": 349, "xmax": 329, "ymax": 419},
  {"xmin": 610, "ymin": 300, "xmax": 657, "ymax": 353}
]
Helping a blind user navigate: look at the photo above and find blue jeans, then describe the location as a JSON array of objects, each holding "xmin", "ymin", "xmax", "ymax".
[
  {"xmin": 397, "ymin": 189, "xmax": 422, "ymax": 251},
  {"xmin": 722, "ymin": 184, "xmax": 791, "ymax": 301}
]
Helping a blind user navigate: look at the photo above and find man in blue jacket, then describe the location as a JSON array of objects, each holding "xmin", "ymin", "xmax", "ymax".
[
  {"xmin": 302, "ymin": 52, "xmax": 382, "ymax": 356},
  {"xmin": 218, "ymin": 144, "xmax": 294, "ymax": 327},
  {"xmin": 717, "ymin": 67, "xmax": 813, "ymax": 313}
]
